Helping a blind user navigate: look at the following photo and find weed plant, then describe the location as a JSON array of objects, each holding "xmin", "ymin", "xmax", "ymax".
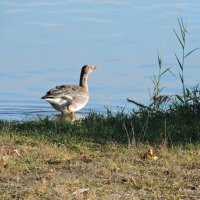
[
  {"xmin": 127, "ymin": 17, "xmax": 200, "ymax": 145},
  {"xmin": 173, "ymin": 17, "xmax": 199, "ymax": 103}
]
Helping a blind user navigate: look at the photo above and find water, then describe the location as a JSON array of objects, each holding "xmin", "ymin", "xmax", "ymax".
[{"xmin": 0, "ymin": 0, "xmax": 200, "ymax": 120}]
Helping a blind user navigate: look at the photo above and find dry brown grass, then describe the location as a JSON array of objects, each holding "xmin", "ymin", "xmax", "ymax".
[{"xmin": 0, "ymin": 134, "xmax": 200, "ymax": 200}]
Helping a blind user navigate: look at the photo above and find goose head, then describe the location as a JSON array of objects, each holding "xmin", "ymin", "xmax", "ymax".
[{"xmin": 81, "ymin": 65, "xmax": 97, "ymax": 76}]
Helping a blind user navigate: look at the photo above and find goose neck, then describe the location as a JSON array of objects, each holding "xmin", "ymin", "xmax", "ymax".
[{"xmin": 79, "ymin": 73, "xmax": 89, "ymax": 92}]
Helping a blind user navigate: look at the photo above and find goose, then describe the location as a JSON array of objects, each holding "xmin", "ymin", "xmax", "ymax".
[{"xmin": 42, "ymin": 65, "xmax": 96, "ymax": 117}]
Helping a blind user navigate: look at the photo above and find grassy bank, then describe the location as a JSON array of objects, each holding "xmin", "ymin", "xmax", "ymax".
[
  {"xmin": 1, "ymin": 104, "xmax": 200, "ymax": 146},
  {"xmin": 0, "ymin": 112, "xmax": 200, "ymax": 199}
]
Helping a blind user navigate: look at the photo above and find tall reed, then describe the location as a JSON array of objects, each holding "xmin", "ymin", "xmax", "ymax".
[{"xmin": 173, "ymin": 17, "xmax": 199, "ymax": 104}]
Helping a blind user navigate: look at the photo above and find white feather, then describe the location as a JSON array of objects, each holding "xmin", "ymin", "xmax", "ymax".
[{"xmin": 44, "ymin": 98, "xmax": 67, "ymax": 105}]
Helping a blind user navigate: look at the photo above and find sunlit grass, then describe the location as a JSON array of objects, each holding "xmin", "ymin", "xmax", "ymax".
[
  {"xmin": 0, "ymin": 129, "xmax": 200, "ymax": 199},
  {"xmin": 0, "ymin": 105, "xmax": 200, "ymax": 199}
]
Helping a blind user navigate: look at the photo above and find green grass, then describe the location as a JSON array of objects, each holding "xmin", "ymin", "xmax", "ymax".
[
  {"xmin": 1, "ymin": 107, "xmax": 200, "ymax": 146},
  {"xmin": 0, "ymin": 112, "xmax": 200, "ymax": 199}
]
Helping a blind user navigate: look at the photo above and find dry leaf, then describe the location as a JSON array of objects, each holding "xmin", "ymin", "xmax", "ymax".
[
  {"xmin": 142, "ymin": 147, "xmax": 159, "ymax": 160},
  {"xmin": 72, "ymin": 188, "xmax": 89, "ymax": 196},
  {"xmin": 82, "ymin": 154, "xmax": 92, "ymax": 163}
]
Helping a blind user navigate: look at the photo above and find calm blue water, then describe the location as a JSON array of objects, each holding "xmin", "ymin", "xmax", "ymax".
[{"xmin": 0, "ymin": 1, "xmax": 200, "ymax": 120}]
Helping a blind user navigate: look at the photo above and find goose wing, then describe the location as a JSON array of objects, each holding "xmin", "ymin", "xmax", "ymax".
[{"xmin": 42, "ymin": 84, "xmax": 87, "ymax": 101}]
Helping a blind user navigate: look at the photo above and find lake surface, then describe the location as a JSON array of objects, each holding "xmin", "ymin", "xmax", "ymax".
[{"xmin": 0, "ymin": 0, "xmax": 200, "ymax": 120}]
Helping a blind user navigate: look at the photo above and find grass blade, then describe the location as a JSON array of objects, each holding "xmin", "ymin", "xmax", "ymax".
[
  {"xmin": 174, "ymin": 53, "xmax": 183, "ymax": 70},
  {"xmin": 179, "ymin": 73, "xmax": 184, "ymax": 84},
  {"xmin": 184, "ymin": 48, "xmax": 199, "ymax": 59},
  {"xmin": 157, "ymin": 52, "xmax": 162, "ymax": 68},
  {"xmin": 176, "ymin": 94, "xmax": 184, "ymax": 103},
  {"xmin": 127, "ymin": 98, "xmax": 149, "ymax": 109},
  {"xmin": 160, "ymin": 67, "xmax": 171, "ymax": 76},
  {"xmin": 177, "ymin": 17, "xmax": 186, "ymax": 43},
  {"xmin": 173, "ymin": 28, "xmax": 184, "ymax": 49}
]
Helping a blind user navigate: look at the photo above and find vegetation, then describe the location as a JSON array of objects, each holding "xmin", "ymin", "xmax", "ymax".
[
  {"xmin": 0, "ymin": 119, "xmax": 200, "ymax": 199},
  {"xmin": 0, "ymin": 17, "xmax": 200, "ymax": 199},
  {"xmin": 127, "ymin": 16, "xmax": 200, "ymax": 144},
  {"xmin": 173, "ymin": 17, "xmax": 199, "ymax": 103}
]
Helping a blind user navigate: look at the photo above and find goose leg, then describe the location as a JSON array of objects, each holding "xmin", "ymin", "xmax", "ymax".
[
  {"xmin": 70, "ymin": 112, "xmax": 75, "ymax": 121},
  {"xmin": 58, "ymin": 113, "xmax": 67, "ymax": 121}
]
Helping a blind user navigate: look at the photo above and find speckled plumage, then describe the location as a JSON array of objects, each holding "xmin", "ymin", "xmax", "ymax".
[{"xmin": 42, "ymin": 65, "xmax": 96, "ymax": 114}]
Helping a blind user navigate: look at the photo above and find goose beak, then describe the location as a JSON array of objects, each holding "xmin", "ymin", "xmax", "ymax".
[{"xmin": 93, "ymin": 65, "xmax": 98, "ymax": 70}]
